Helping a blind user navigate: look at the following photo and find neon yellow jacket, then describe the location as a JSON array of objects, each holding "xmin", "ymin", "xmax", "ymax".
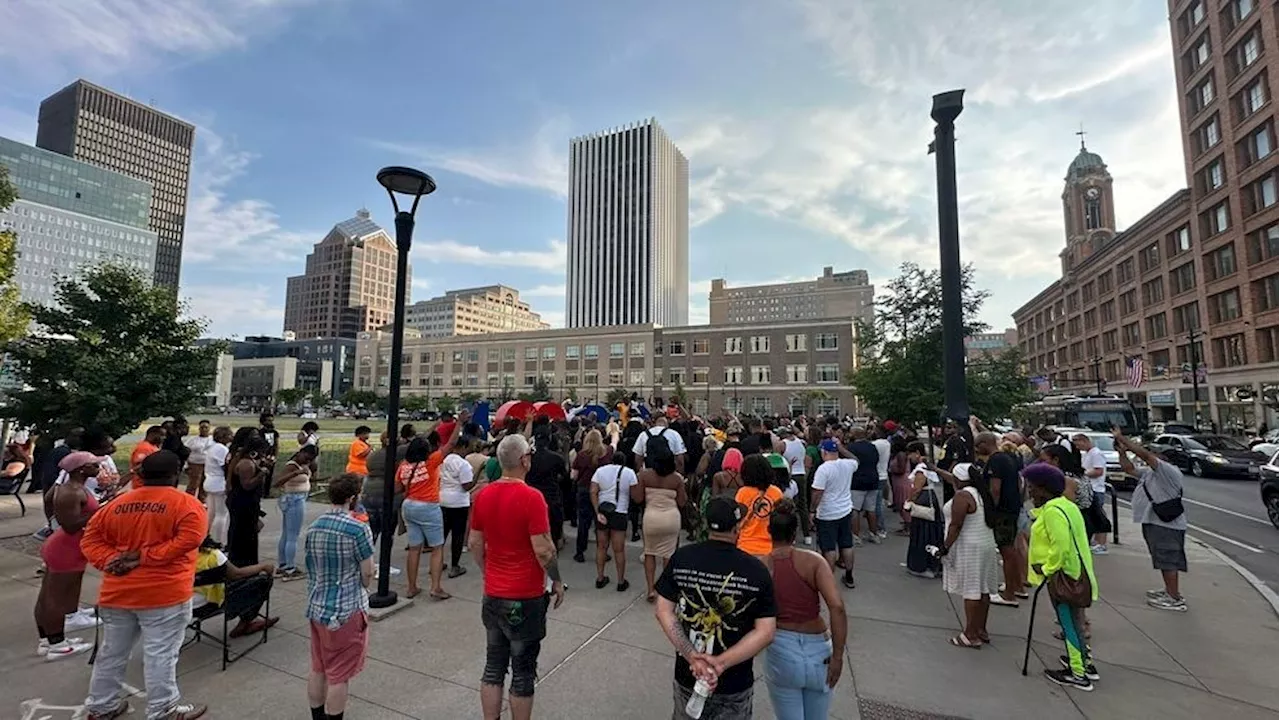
[{"xmin": 1027, "ymin": 496, "xmax": 1098, "ymax": 601}]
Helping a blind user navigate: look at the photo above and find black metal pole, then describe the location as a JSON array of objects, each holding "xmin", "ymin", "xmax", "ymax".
[
  {"xmin": 932, "ymin": 89, "xmax": 968, "ymax": 424},
  {"xmin": 1189, "ymin": 329, "xmax": 1202, "ymax": 427},
  {"xmin": 1093, "ymin": 357, "xmax": 1103, "ymax": 394},
  {"xmin": 370, "ymin": 210, "xmax": 414, "ymax": 608}
]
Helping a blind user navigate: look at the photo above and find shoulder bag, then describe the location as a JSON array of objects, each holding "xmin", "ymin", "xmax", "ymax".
[
  {"xmin": 1069, "ymin": 474, "xmax": 1092, "ymax": 509},
  {"xmin": 1047, "ymin": 506, "xmax": 1093, "ymax": 608},
  {"xmin": 597, "ymin": 466, "xmax": 629, "ymax": 531},
  {"xmin": 1142, "ymin": 482, "xmax": 1184, "ymax": 523}
]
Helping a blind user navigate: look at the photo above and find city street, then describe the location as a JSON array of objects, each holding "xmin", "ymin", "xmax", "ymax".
[{"xmin": 1118, "ymin": 469, "xmax": 1278, "ymax": 592}]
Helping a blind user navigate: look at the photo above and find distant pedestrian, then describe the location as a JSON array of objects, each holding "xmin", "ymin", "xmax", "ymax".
[
  {"xmin": 183, "ymin": 420, "xmax": 214, "ymax": 497},
  {"xmin": 1114, "ymin": 429, "xmax": 1188, "ymax": 611},
  {"xmin": 345, "ymin": 426, "xmax": 372, "ymax": 476},
  {"xmin": 304, "ymin": 473, "xmax": 374, "ymax": 720},
  {"xmin": 203, "ymin": 426, "xmax": 234, "ymax": 545},
  {"xmin": 936, "ymin": 463, "xmax": 1001, "ymax": 649},
  {"xmin": 1072, "ymin": 434, "xmax": 1112, "ymax": 554},
  {"xmin": 275, "ymin": 445, "xmax": 319, "ymax": 581},
  {"xmin": 809, "ymin": 438, "xmax": 857, "ymax": 589}
]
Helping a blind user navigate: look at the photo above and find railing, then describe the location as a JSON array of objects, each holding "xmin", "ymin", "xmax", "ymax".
[{"xmin": 1105, "ymin": 481, "xmax": 1121, "ymax": 545}]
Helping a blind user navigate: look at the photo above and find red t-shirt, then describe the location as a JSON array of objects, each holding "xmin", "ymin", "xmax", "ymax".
[{"xmin": 470, "ymin": 480, "xmax": 550, "ymax": 600}]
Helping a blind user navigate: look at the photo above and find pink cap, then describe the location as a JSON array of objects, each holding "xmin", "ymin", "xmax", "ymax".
[{"xmin": 59, "ymin": 451, "xmax": 106, "ymax": 472}]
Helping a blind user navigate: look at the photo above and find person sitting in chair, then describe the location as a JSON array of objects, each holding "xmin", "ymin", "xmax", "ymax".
[{"xmin": 193, "ymin": 536, "xmax": 280, "ymax": 638}]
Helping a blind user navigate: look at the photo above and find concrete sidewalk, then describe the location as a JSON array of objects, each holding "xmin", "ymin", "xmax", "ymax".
[{"xmin": 0, "ymin": 494, "xmax": 1275, "ymax": 719}]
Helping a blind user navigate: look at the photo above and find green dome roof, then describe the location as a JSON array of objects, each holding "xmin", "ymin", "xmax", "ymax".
[{"xmin": 1067, "ymin": 147, "xmax": 1106, "ymax": 179}]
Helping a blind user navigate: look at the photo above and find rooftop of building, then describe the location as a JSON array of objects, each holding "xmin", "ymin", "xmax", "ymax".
[
  {"xmin": 331, "ymin": 208, "xmax": 386, "ymax": 241},
  {"xmin": 41, "ymin": 78, "xmax": 196, "ymax": 130},
  {"xmin": 1065, "ymin": 142, "xmax": 1107, "ymax": 180},
  {"xmin": 711, "ymin": 267, "xmax": 872, "ymax": 292}
]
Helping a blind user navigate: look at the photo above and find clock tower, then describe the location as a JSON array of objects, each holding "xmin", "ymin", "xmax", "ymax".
[{"xmin": 1060, "ymin": 136, "xmax": 1116, "ymax": 273}]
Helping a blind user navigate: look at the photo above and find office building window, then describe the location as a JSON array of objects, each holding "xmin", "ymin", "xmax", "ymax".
[
  {"xmin": 1172, "ymin": 302, "xmax": 1201, "ymax": 333},
  {"xmin": 1146, "ymin": 313, "xmax": 1168, "ymax": 340},
  {"xmin": 785, "ymin": 334, "xmax": 807, "ymax": 352},
  {"xmin": 524, "ymin": 346, "xmax": 537, "ymax": 360},
  {"xmin": 630, "ymin": 342, "xmax": 645, "ymax": 357},
  {"xmin": 750, "ymin": 336, "xmax": 770, "ymax": 353},
  {"xmin": 750, "ymin": 366, "xmax": 771, "ymax": 384},
  {"xmin": 584, "ymin": 344, "xmax": 598, "ymax": 359},
  {"xmin": 542, "ymin": 346, "xmax": 556, "ymax": 359},
  {"xmin": 1167, "ymin": 226, "xmax": 1192, "ymax": 256},
  {"xmin": 786, "ymin": 365, "xmax": 808, "ymax": 383},
  {"xmin": 725, "ymin": 337, "xmax": 743, "ymax": 354},
  {"xmin": 628, "ymin": 370, "xmax": 645, "ymax": 386},
  {"xmin": 565, "ymin": 345, "xmax": 580, "ymax": 359},
  {"xmin": 608, "ymin": 370, "xmax": 624, "ymax": 386},
  {"xmin": 1206, "ymin": 243, "xmax": 1237, "ymax": 280},
  {"xmin": 668, "ymin": 340, "xmax": 686, "ymax": 355},
  {"xmin": 1142, "ymin": 277, "xmax": 1165, "ymax": 305},
  {"xmin": 692, "ymin": 339, "xmax": 709, "ymax": 354},
  {"xmin": 692, "ymin": 367, "xmax": 709, "ymax": 384},
  {"xmin": 1253, "ymin": 274, "xmax": 1279, "ymax": 312},
  {"xmin": 724, "ymin": 366, "xmax": 744, "ymax": 384},
  {"xmin": 1211, "ymin": 335, "xmax": 1247, "ymax": 368},
  {"xmin": 815, "ymin": 364, "xmax": 840, "ymax": 383},
  {"xmin": 1171, "ymin": 262, "xmax": 1197, "ymax": 294},
  {"xmin": 609, "ymin": 343, "xmax": 624, "ymax": 358},
  {"xmin": 815, "ymin": 333, "xmax": 838, "ymax": 350}
]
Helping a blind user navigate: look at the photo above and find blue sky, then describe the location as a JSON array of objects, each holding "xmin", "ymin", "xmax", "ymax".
[{"xmin": 0, "ymin": 0, "xmax": 1186, "ymax": 338}]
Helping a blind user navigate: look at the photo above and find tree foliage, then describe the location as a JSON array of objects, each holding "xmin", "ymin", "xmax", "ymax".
[
  {"xmin": 848, "ymin": 262, "xmax": 1031, "ymax": 426},
  {"xmin": 495, "ymin": 380, "xmax": 516, "ymax": 404},
  {"xmin": 670, "ymin": 379, "xmax": 690, "ymax": 408},
  {"xmin": 6, "ymin": 264, "xmax": 221, "ymax": 438},
  {"xmin": 518, "ymin": 378, "xmax": 552, "ymax": 403},
  {"xmin": 274, "ymin": 387, "xmax": 308, "ymax": 409},
  {"xmin": 605, "ymin": 387, "xmax": 630, "ymax": 408},
  {"xmin": 340, "ymin": 389, "xmax": 382, "ymax": 409},
  {"xmin": 400, "ymin": 394, "xmax": 432, "ymax": 413},
  {"xmin": 794, "ymin": 389, "xmax": 831, "ymax": 416},
  {"xmin": 433, "ymin": 394, "xmax": 457, "ymax": 414},
  {"xmin": 0, "ymin": 166, "xmax": 30, "ymax": 345}
]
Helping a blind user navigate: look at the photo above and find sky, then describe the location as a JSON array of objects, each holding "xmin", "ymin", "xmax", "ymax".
[{"xmin": 0, "ymin": 0, "xmax": 1188, "ymax": 339}]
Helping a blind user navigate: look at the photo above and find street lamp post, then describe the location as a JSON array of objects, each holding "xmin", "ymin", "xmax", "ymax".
[
  {"xmin": 370, "ymin": 166, "xmax": 436, "ymax": 609},
  {"xmin": 1091, "ymin": 356, "xmax": 1105, "ymax": 395},
  {"xmin": 931, "ymin": 89, "xmax": 969, "ymax": 425},
  {"xmin": 1186, "ymin": 329, "xmax": 1203, "ymax": 427}
]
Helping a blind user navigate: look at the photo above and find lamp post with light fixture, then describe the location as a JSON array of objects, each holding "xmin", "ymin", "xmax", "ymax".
[{"xmin": 370, "ymin": 166, "xmax": 436, "ymax": 609}]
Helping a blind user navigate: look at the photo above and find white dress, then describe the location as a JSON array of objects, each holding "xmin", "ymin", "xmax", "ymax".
[{"xmin": 942, "ymin": 486, "xmax": 1002, "ymax": 600}]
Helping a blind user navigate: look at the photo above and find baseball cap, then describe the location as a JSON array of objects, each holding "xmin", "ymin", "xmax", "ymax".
[
  {"xmin": 776, "ymin": 426, "xmax": 794, "ymax": 437},
  {"xmin": 884, "ymin": 420, "xmax": 898, "ymax": 432},
  {"xmin": 705, "ymin": 496, "xmax": 747, "ymax": 532},
  {"xmin": 58, "ymin": 451, "xmax": 106, "ymax": 472},
  {"xmin": 820, "ymin": 438, "xmax": 840, "ymax": 453},
  {"xmin": 765, "ymin": 453, "xmax": 788, "ymax": 471}
]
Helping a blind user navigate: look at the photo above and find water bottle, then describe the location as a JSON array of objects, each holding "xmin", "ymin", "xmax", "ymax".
[{"xmin": 684, "ymin": 678, "xmax": 711, "ymax": 718}]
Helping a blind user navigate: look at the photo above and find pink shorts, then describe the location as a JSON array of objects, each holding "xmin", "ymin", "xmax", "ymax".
[
  {"xmin": 40, "ymin": 529, "xmax": 87, "ymax": 573},
  {"xmin": 309, "ymin": 612, "xmax": 369, "ymax": 684}
]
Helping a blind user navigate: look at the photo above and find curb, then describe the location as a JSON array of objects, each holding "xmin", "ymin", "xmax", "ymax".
[{"xmin": 1191, "ymin": 537, "xmax": 1280, "ymax": 615}]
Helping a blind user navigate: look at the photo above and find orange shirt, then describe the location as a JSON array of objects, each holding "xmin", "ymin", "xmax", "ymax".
[
  {"xmin": 129, "ymin": 441, "xmax": 160, "ymax": 490},
  {"xmin": 346, "ymin": 438, "xmax": 370, "ymax": 475},
  {"xmin": 80, "ymin": 486, "xmax": 207, "ymax": 609},
  {"xmin": 397, "ymin": 450, "xmax": 445, "ymax": 503},
  {"xmin": 735, "ymin": 485, "xmax": 784, "ymax": 556}
]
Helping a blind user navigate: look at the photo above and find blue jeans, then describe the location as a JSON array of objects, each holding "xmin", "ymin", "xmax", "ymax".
[
  {"xmin": 277, "ymin": 492, "xmax": 307, "ymax": 569},
  {"xmin": 874, "ymin": 476, "xmax": 887, "ymax": 529},
  {"xmin": 764, "ymin": 629, "xmax": 832, "ymax": 720},
  {"xmin": 86, "ymin": 601, "xmax": 192, "ymax": 720}
]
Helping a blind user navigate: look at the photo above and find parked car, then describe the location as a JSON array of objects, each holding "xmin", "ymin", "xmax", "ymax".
[
  {"xmin": 1150, "ymin": 433, "xmax": 1268, "ymax": 478},
  {"xmin": 1260, "ymin": 451, "xmax": 1278, "ymax": 528},
  {"xmin": 1249, "ymin": 429, "xmax": 1279, "ymax": 459},
  {"xmin": 1058, "ymin": 427, "xmax": 1145, "ymax": 490}
]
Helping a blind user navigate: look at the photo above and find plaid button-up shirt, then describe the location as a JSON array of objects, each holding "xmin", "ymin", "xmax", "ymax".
[{"xmin": 304, "ymin": 509, "xmax": 374, "ymax": 629}]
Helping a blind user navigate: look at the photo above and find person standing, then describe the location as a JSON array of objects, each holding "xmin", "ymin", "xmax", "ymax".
[
  {"xmin": 304, "ymin": 473, "xmax": 375, "ymax": 720},
  {"xmin": 203, "ymin": 427, "xmax": 233, "ymax": 545},
  {"xmin": 973, "ymin": 431, "xmax": 1028, "ymax": 608},
  {"xmin": 633, "ymin": 441, "xmax": 687, "ymax": 603},
  {"xmin": 1073, "ymin": 434, "xmax": 1112, "ymax": 554},
  {"xmin": 81, "ymin": 450, "xmax": 208, "ymax": 720},
  {"xmin": 780, "ymin": 428, "xmax": 811, "ymax": 543},
  {"xmin": 259, "ymin": 412, "xmax": 280, "ymax": 499},
  {"xmin": 345, "ymin": 426, "xmax": 372, "ymax": 476},
  {"xmin": 935, "ymin": 463, "xmax": 1001, "ymax": 649},
  {"xmin": 590, "ymin": 451, "xmax": 636, "ymax": 590},
  {"xmin": 183, "ymin": 420, "xmax": 214, "ymax": 497},
  {"xmin": 274, "ymin": 445, "xmax": 319, "ymax": 581},
  {"xmin": 1114, "ymin": 429, "xmax": 1188, "ymax": 611},
  {"xmin": 655, "ymin": 496, "xmax": 778, "ymax": 719},
  {"xmin": 1024, "ymin": 463, "xmax": 1099, "ymax": 691},
  {"xmin": 871, "ymin": 428, "xmax": 893, "ymax": 536},
  {"xmin": 735, "ymin": 455, "xmax": 785, "ymax": 560},
  {"xmin": 469, "ymin": 433, "xmax": 564, "ymax": 720},
  {"xmin": 128, "ymin": 426, "xmax": 164, "ymax": 490},
  {"xmin": 809, "ymin": 439, "xmax": 857, "ymax": 589},
  {"xmin": 227, "ymin": 435, "xmax": 271, "ymax": 567},
  {"xmin": 571, "ymin": 429, "xmax": 612, "ymax": 562},
  {"xmin": 34, "ymin": 451, "xmax": 103, "ymax": 660},
  {"xmin": 846, "ymin": 430, "xmax": 882, "ymax": 544},
  {"xmin": 762, "ymin": 499, "xmax": 848, "ymax": 720},
  {"xmin": 439, "ymin": 438, "xmax": 477, "ymax": 578}
]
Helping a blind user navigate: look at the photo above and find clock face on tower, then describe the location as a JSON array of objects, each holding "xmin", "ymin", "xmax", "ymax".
[{"xmin": 1085, "ymin": 187, "xmax": 1100, "ymax": 200}]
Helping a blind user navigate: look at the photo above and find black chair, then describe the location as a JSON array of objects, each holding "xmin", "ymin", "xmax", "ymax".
[
  {"xmin": 185, "ymin": 574, "xmax": 273, "ymax": 671},
  {"xmin": 0, "ymin": 467, "xmax": 30, "ymax": 515}
]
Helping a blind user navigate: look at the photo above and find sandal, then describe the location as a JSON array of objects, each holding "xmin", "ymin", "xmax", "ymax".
[
  {"xmin": 646, "ymin": 591, "xmax": 658, "ymax": 603},
  {"xmin": 949, "ymin": 633, "xmax": 982, "ymax": 649},
  {"xmin": 989, "ymin": 594, "xmax": 1020, "ymax": 608},
  {"xmin": 430, "ymin": 590, "xmax": 452, "ymax": 601},
  {"xmin": 405, "ymin": 588, "xmax": 422, "ymax": 599},
  {"xmin": 978, "ymin": 632, "xmax": 991, "ymax": 644}
]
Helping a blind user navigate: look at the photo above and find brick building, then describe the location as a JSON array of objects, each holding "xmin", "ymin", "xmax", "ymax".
[
  {"xmin": 355, "ymin": 319, "xmax": 859, "ymax": 418},
  {"xmin": 1013, "ymin": 0, "xmax": 1278, "ymax": 433}
]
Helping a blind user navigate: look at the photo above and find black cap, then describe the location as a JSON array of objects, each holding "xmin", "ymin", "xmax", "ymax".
[
  {"xmin": 140, "ymin": 449, "xmax": 182, "ymax": 482},
  {"xmin": 705, "ymin": 496, "xmax": 746, "ymax": 532}
]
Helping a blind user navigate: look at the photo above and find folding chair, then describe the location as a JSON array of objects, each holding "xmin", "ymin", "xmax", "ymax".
[
  {"xmin": 0, "ymin": 467, "xmax": 30, "ymax": 515},
  {"xmin": 185, "ymin": 575, "xmax": 273, "ymax": 671}
]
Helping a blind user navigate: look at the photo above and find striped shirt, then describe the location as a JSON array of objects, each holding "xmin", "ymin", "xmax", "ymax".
[{"xmin": 304, "ymin": 509, "xmax": 374, "ymax": 629}]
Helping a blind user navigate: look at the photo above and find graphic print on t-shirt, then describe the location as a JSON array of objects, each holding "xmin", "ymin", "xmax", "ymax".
[
  {"xmin": 673, "ymin": 569, "xmax": 759, "ymax": 655},
  {"xmin": 748, "ymin": 491, "xmax": 775, "ymax": 520}
]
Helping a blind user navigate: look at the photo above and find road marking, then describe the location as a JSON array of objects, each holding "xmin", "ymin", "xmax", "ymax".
[
  {"xmin": 1116, "ymin": 497, "xmax": 1265, "ymax": 553},
  {"xmin": 1180, "ymin": 497, "xmax": 1273, "ymax": 525},
  {"xmin": 19, "ymin": 683, "xmax": 143, "ymax": 720}
]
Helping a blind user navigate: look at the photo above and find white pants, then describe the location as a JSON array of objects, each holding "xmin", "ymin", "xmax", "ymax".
[
  {"xmin": 206, "ymin": 491, "xmax": 229, "ymax": 546},
  {"xmin": 85, "ymin": 600, "xmax": 192, "ymax": 720}
]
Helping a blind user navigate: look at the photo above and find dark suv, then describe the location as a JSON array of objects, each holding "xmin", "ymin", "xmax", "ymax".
[{"xmin": 1261, "ymin": 451, "xmax": 1278, "ymax": 528}]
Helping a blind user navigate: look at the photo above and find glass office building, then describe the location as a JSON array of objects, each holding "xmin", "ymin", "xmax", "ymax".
[{"xmin": 0, "ymin": 135, "xmax": 157, "ymax": 307}]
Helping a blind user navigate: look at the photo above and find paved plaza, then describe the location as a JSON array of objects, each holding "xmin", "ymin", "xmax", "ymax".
[{"xmin": 0, "ymin": 495, "xmax": 1275, "ymax": 720}]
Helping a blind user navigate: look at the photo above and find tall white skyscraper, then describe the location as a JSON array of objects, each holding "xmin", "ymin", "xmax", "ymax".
[{"xmin": 565, "ymin": 118, "xmax": 689, "ymax": 328}]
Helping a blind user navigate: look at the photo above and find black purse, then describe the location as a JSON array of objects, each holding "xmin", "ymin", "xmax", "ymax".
[
  {"xmin": 1142, "ymin": 483, "xmax": 1184, "ymax": 523},
  {"xmin": 1047, "ymin": 507, "xmax": 1093, "ymax": 608},
  {"xmin": 596, "ymin": 465, "xmax": 628, "ymax": 530}
]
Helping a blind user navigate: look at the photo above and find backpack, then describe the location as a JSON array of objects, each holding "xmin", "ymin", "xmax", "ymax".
[{"xmin": 644, "ymin": 428, "xmax": 674, "ymax": 469}]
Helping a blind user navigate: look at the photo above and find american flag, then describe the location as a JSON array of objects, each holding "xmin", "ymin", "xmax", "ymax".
[{"xmin": 1126, "ymin": 355, "xmax": 1146, "ymax": 388}]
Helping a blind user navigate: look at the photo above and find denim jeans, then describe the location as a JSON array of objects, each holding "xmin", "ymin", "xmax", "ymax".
[
  {"xmin": 481, "ymin": 595, "xmax": 547, "ymax": 697},
  {"xmin": 277, "ymin": 491, "xmax": 307, "ymax": 569},
  {"xmin": 86, "ymin": 600, "xmax": 192, "ymax": 720},
  {"xmin": 874, "ymin": 476, "xmax": 887, "ymax": 529},
  {"xmin": 574, "ymin": 487, "xmax": 595, "ymax": 557},
  {"xmin": 764, "ymin": 629, "xmax": 833, "ymax": 720}
]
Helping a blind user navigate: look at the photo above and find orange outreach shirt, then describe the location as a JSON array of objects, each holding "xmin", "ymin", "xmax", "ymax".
[
  {"xmin": 128, "ymin": 441, "xmax": 160, "ymax": 490},
  {"xmin": 397, "ymin": 450, "xmax": 444, "ymax": 503},
  {"xmin": 735, "ymin": 485, "xmax": 784, "ymax": 556},
  {"xmin": 80, "ymin": 486, "xmax": 208, "ymax": 609},
  {"xmin": 346, "ymin": 438, "xmax": 370, "ymax": 475}
]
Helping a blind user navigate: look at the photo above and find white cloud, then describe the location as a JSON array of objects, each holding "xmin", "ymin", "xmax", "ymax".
[
  {"xmin": 0, "ymin": 0, "xmax": 329, "ymax": 81},
  {"xmin": 183, "ymin": 281, "xmax": 283, "ymax": 339},
  {"xmin": 411, "ymin": 239, "xmax": 566, "ymax": 274},
  {"xmin": 368, "ymin": 118, "xmax": 570, "ymax": 197},
  {"xmin": 522, "ymin": 283, "xmax": 566, "ymax": 298},
  {"xmin": 181, "ymin": 129, "xmax": 318, "ymax": 266}
]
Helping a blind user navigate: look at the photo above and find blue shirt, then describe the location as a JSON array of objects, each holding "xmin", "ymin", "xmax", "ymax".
[{"xmin": 304, "ymin": 509, "xmax": 374, "ymax": 628}]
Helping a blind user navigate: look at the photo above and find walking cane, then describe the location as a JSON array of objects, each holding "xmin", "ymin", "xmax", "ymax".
[{"xmin": 1021, "ymin": 583, "xmax": 1046, "ymax": 676}]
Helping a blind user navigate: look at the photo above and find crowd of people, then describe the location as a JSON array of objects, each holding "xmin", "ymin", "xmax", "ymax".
[{"xmin": 12, "ymin": 397, "xmax": 1194, "ymax": 719}]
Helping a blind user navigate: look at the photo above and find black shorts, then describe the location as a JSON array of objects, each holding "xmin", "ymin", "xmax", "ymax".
[
  {"xmin": 1142, "ymin": 524, "xmax": 1187, "ymax": 572},
  {"xmin": 992, "ymin": 511, "xmax": 1020, "ymax": 549},
  {"xmin": 596, "ymin": 509, "xmax": 628, "ymax": 532},
  {"xmin": 481, "ymin": 595, "xmax": 547, "ymax": 696},
  {"xmin": 816, "ymin": 513, "xmax": 853, "ymax": 552}
]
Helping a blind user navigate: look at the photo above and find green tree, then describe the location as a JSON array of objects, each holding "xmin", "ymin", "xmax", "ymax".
[
  {"xmin": 340, "ymin": 389, "xmax": 382, "ymax": 409},
  {"xmin": 460, "ymin": 391, "xmax": 484, "ymax": 407},
  {"xmin": 0, "ymin": 166, "xmax": 30, "ymax": 345},
  {"xmin": 670, "ymin": 379, "xmax": 689, "ymax": 408},
  {"xmin": 564, "ymin": 386, "xmax": 578, "ymax": 404},
  {"xmin": 309, "ymin": 389, "xmax": 331, "ymax": 408},
  {"xmin": 848, "ymin": 261, "xmax": 1029, "ymax": 426},
  {"xmin": 400, "ymin": 394, "xmax": 432, "ymax": 413},
  {"xmin": 275, "ymin": 388, "xmax": 308, "ymax": 410},
  {"xmin": 5, "ymin": 264, "xmax": 220, "ymax": 438},
  {"xmin": 434, "ymin": 394, "xmax": 458, "ymax": 414},
  {"xmin": 605, "ymin": 387, "xmax": 630, "ymax": 408},
  {"xmin": 519, "ymin": 378, "xmax": 552, "ymax": 403},
  {"xmin": 495, "ymin": 379, "xmax": 516, "ymax": 404},
  {"xmin": 795, "ymin": 389, "xmax": 831, "ymax": 416}
]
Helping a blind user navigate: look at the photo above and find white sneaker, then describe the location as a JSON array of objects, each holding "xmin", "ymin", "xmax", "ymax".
[
  {"xmin": 45, "ymin": 639, "xmax": 92, "ymax": 661},
  {"xmin": 38, "ymin": 636, "xmax": 86, "ymax": 656},
  {"xmin": 866, "ymin": 534, "xmax": 882, "ymax": 545},
  {"xmin": 877, "ymin": 529, "xmax": 888, "ymax": 539},
  {"xmin": 65, "ymin": 609, "xmax": 101, "ymax": 631}
]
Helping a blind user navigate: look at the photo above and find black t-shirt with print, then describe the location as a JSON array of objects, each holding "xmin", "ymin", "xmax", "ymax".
[{"xmin": 655, "ymin": 540, "xmax": 778, "ymax": 695}]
